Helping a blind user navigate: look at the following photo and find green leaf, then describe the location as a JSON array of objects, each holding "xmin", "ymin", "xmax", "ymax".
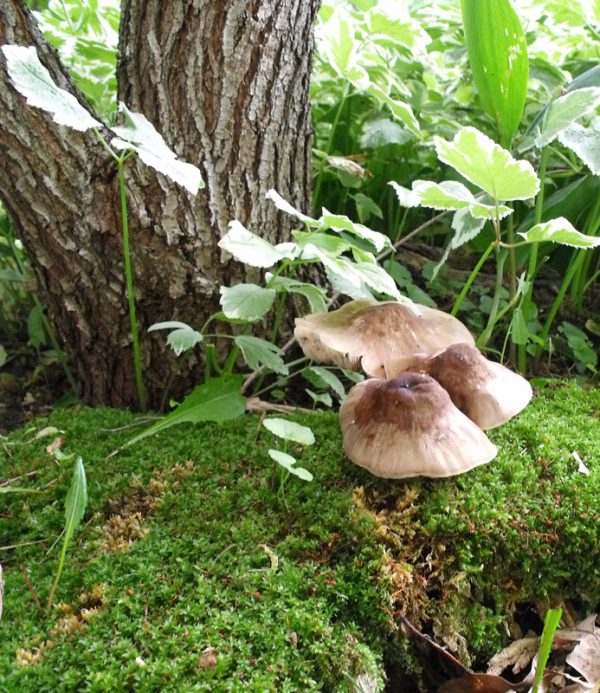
[
  {"xmin": 267, "ymin": 449, "xmax": 313, "ymax": 481},
  {"xmin": 234, "ymin": 335, "xmax": 288, "ymax": 375},
  {"xmin": 304, "ymin": 366, "xmax": 346, "ymax": 399},
  {"xmin": 537, "ymin": 88, "xmax": 600, "ymax": 148},
  {"xmin": 461, "ymin": 0, "xmax": 528, "ymax": 147},
  {"xmin": 352, "ymin": 194, "xmax": 383, "ymax": 225},
  {"xmin": 319, "ymin": 8, "xmax": 356, "ymax": 77},
  {"xmin": 293, "ymin": 231, "xmax": 351, "ymax": 256},
  {"xmin": 267, "ymin": 276, "xmax": 327, "ymax": 314},
  {"xmin": 558, "ymin": 121, "xmax": 600, "ymax": 175},
  {"xmin": 305, "ymin": 389, "xmax": 333, "ymax": 408},
  {"xmin": 1, "ymin": 45, "xmax": 102, "ymax": 131},
  {"xmin": 365, "ymin": 83, "xmax": 421, "ymax": 136},
  {"xmin": 353, "ymin": 261, "xmax": 401, "ymax": 299},
  {"xmin": 319, "ymin": 209, "xmax": 390, "ymax": 252},
  {"xmin": 127, "ymin": 375, "xmax": 246, "ymax": 446},
  {"xmin": 262, "ymin": 418, "xmax": 315, "ymax": 445},
  {"xmin": 218, "ymin": 220, "xmax": 290, "ymax": 268},
  {"xmin": 520, "ymin": 218, "xmax": 600, "ymax": 248},
  {"xmin": 27, "ymin": 304, "xmax": 46, "ymax": 349},
  {"xmin": 219, "ymin": 284, "xmax": 276, "ymax": 322},
  {"xmin": 532, "ymin": 609, "xmax": 562, "ymax": 693},
  {"xmin": 434, "ymin": 127, "xmax": 540, "ymax": 201},
  {"xmin": 111, "ymin": 103, "xmax": 203, "ymax": 195},
  {"xmin": 148, "ymin": 322, "xmax": 203, "ymax": 356},
  {"xmin": 360, "ymin": 118, "xmax": 414, "ymax": 149},
  {"xmin": 0, "ymin": 486, "xmax": 41, "ymax": 494},
  {"xmin": 0, "ymin": 345, "xmax": 6, "ymax": 367}
]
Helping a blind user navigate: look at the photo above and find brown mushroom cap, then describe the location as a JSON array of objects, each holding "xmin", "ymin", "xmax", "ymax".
[
  {"xmin": 405, "ymin": 343, "xmax": 533, "ymax": 430},
  {"xmin": 294, "ymin": 299, "xmax": 474, "ymax": 377},
  {"xmin": 339, "ymin": 372, "xmax": 497, "ymax": 478}
]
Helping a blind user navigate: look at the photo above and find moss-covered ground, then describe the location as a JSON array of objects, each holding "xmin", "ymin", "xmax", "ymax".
[{"xmin": 0, "ymin": 380, "xmax": 599, "ymax": 691}]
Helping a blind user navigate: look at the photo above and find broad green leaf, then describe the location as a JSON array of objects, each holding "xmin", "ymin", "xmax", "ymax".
[
  {"xmin": 267, "ymin": 276, "xmax": 328, "ymax": 313},
  {"xmin": 319, "ymin": 8, "xmax": 356, "ymax": 77},
  {"xmin": 2, "ymin": 45, "xmax": 102, "ymax": 131},
  {"xmin": 520, "ymin": 218, "xmax": 600, "ymax": 248},
  {"xmin": 302, "ymin": 245, "xmax": 372, "ymax": 299},
  {"xmin": 368, "ymin": 11, "xmax": 431, "ymax": 52},
  {"xmin": 148, "ymin": 321, "xmax": 203, "ymax": 356},
  {"xmin": 360, "ymin": 118, "xmax": 414, "ymax": 149},
  {"xmin": 389, "ymin": 181, "xmax": 420, "ymax": 208},
  {"xmin": 127, "ymin": 376, "xmax": 245, "ymax": 446},
  {"xmin": 407, "ymin": 180, "xmax": 512, "ymax": 219},
  {"xmin": 293, "ymin": 231, "xmax": 352, "ymax": 256},
  {"xmin": 268, "ymin": 450, "xmax": 313, "ymax": 481},
  {"xmin": 537, "ymin": 88, "xmax": 600, "ymax": 148},
  {"xmin": 558, "ymin": 121, "xmax": 600, "ymax": 175},
  {"xmin": 304, "ymin": 366, "xmax": 346, "ymax": 399},
  {"xmin": 319, "ymin": 210, "xmax": 390, "ymax": 252},
  {"xmin": 353, "ymin": 261, "xmax": 401, "ymax": 299},
  {"xmin": 352, "ymin": 194, "xmax": 383, "ymax": 225},
  {"xmin": 461, "ymin": 0, "xmax": 528, "ymax": 147},
  {"xmin": 111, "ymin": 103, "xmax": 203, "ymax": 195},
  {"xmin": 510, "ymin": 307, "xmax": 529, "ymax": 345},
  {"xmin": 219, "ymin": 284, "xmax": 276, "ymax": 322},
  {"xmin": 218, "ymin": 221, "xmax": 290, "ymax": 268},
  {"xmin": 451, "ymin": 208, "xmax": 487, "ymax": 249},
  {"xmin": 262, "ymin": 418, "xmax": 315, "ymax": 445},
  {"xmin": 234, "ymin": 335, "xmax": 288, "ymax": 375},
  {"xmin": 266, "ymin": 189, "xmax": 318, "ymax": 226},
  {"xmin": 305, "ymin": 389, "xmax": 333, "ymax": 408},
  {"xmin": 435, "ymin": 127, "xmax": 540, "ymax": 201}
]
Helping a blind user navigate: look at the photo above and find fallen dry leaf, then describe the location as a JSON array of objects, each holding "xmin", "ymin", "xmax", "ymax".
[{"xmin": 488, "ymin": 636, "xmax": 539, "ymax": 676}]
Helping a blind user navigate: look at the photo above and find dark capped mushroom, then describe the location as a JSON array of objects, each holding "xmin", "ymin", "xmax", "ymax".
[
  {"xmin": 295, "ymin": 299, "xmax": 474, "ymax": 378},
  {"xmin": 339, "ymin": 372, "xmax": 498, "ymax": 478},
  {"xmin": 405, "ymin": 343, "xmax": 533, "ymax": 430}
]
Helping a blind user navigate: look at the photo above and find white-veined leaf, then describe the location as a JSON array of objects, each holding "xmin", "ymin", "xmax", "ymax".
[
  {"xmin": 2, "ymin": 45, "xmax": 102, "ymax": 131},
  {"xmin": 403, "ymin": 180, "xmax": 512, "ymax": 219},
  {"xmin": 558, "ymin": 121, "xmax": 600, "ymax": 175},
  {"xmin": 434, "ymin": 127, "xmax": 540, "ymax": 201},
  {"xmin": 111, "ymin": 103, "xmax": 203, "ymax": 195},
  {"xmin": 234, "ymin": 335, "xmax": 288, "ymax": 375},
  {"xmin": 520, "ymin": 217, "xmax": 600, "ymax": 248},
  {"xmin": 319, "ymin": 209, "xmax": 390, "ymax": 252},
  {"xmin": 266, "ymin": 189, "xmax": 318, "ymax": 226},
  {"xmin": 219, "ymin": 284, "xmax": 276, "ymax": 322},
  {"xmin": 262, "ymin": 418, "xmax": 315, "ymax": 445}
]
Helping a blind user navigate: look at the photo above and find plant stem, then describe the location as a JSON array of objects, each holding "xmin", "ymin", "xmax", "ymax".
[
  {"xmin": 478, "ymin": 248, "xmax": 506, "ymax": 348},
  {"xmin": 451, "ymin": 241, "xmax": 496, "ymax": 316},
  {"xmin": 518, "ymin": 147, "xmax": 547, "ymax": 371},
  {"xmin": 117, "ymin": 158, "xmax": 147, "ymax": 412}
]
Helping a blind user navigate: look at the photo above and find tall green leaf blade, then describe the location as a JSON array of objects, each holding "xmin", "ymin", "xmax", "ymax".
[
  {"xmin": 63, "ymin": 457, "xmax": 88, "ymax": 546},
  {"xmin": 1, "ymin": 45, "xmax": 102, "ymax": 131},
  {"xmin": 461, "ymin": 0, "xmax": 528, "ymax": 147},
  {"xmin": 127, "ymin": 375, "xmax": 246, "ymax": 445},
  {"xmin": 435, "ymin": 127, "xmax": 540, "ymax": 201}
]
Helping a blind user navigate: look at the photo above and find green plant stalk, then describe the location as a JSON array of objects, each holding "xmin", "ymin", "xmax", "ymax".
[
  {"xmin": 518, "ymin": 147, "xmax": 548, "ymax": 371},
  {"xmin": 451, "ymin": 241, "xmax": 496, "ymax": 316},
  {"xmin": 478, "ymin": 248, "xmax": 507, "ymax": 348},
  {"xmin": 117, "ymin": 158, "xmax": 147, "ymax": 412},
  {"xmin": 504, "ymin": 213, "xmax": 517, "ymax": 363},
  {"xmin": 313, "ymin": 81, "xmax": 350, "ymax": 211},
  {"xmin": 571, "ymin": 191, "xmax": 600, "ymax": 309},
  {"xmin": 532, "ymin": 608, "xmax": 562, "ymax": 693}
]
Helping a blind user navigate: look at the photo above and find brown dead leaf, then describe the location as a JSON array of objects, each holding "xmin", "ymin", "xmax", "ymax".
[
  {"xmin": 439, "ymin": 672, "xmax": 519, "ymax": 692},
  {"xmin": 488, "ymin": 637, "xmax": 539, "ymax": 676},
  {"xmin": 45, "ymin": 436, "xmax": 64, "ymax": 456}
]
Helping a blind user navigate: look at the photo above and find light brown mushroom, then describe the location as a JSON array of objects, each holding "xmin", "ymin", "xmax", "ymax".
[
  {"xmin": 405, "ymin": 343, "xmax": 532, "ymax": 430},
  {"xmin": 339, "ymin": 372, "xmax": 498, "ymax": 478},
  {"xmin": 294, "ymin": 299, "xmax": 474, "ymax": 378}
]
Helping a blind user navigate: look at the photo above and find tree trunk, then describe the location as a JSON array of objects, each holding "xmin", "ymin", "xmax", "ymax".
[{"xmin": 0, "ymin": 0, "xmax": 320, "ymax": 409}]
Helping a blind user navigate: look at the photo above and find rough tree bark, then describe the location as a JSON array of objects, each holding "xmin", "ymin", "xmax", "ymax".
[{"xmin": 0, "ymin": 0, "xmax": 320, "ymax": 408}]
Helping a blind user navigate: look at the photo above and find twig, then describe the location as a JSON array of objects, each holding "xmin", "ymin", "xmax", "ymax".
[
  {"xmin": 0, "ymin": 470, "xmax": 39, "ymax": 487},
  {"xmin": 0, "ymin": 539, "xmax": 47, "ymax": 552},
  {"xmin": 20, "ymin": 569, "xmax": 43, "ymax": 612}
]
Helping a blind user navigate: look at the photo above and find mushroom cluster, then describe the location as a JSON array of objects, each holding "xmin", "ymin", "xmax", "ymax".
[{"xmin": 295, "ymin": 299, "xmax": 532, "ymax": 479}]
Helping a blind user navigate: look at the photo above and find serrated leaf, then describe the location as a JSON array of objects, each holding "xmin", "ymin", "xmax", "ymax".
[
  {"xmin": 461, "ymin": 0, "xmax": 528, "ymax": 147},
  {"xmin": 409, "ymin": 180, "xmax": 512, "ymax": 219},
  {"xmin": 127, "ymin": 376, "xmax": 245, "ymax": 446},
  {"xmin": 234, "ymin": 335, "xmax": 288, "ymax": 375},
  {"xmin": 366, "ymin": 83, "xmax": 421, "ymax": 136},
  {"xmin": 267, "ymin": 276, "xmax": 327, "ymax": 314},
  {"xmin": 2, "ymin": 45, "xmax": 102, "ymax": 131},
  {"xmin": 219, "ymin": 284, "xmax": 276, "ymax": 322},
  {"xmin": 520, "ymin": 218, "xmax": 600, "ymax": 248},
  {"xmin": 218, "ymin": 220, "xmax": 289, "ymax": 268},
  {"xmin": 305, "ymin": 389, "xmax": 333, "ymax": 408},
  {"xmin": 537, "ymin": 88, "xmax": 600, "ymax": 148},
  {"xmin": 148, "ymin": 321, "xmax": 203, "ymax": 356},
  {"xmin": 558, "ymin": 121, "xmax": 600, "ymax": 175},
  {"xmin": 262, "ymin": 418, "xmax": 315, "ymax": 445},
  {"xmin": 353, "ymin": 261, "xmax": 401, "ymax": 299},
  {"xmin": 435, "ymin": 127, "xmax": 540, "ymax": 201},
  {"xmin": 451, "ymin": 208, "xmax": 487, "ymax": 248},
  {"xmin": 111, "ymin": 103, "xmax": 203, "ymax": 195},
  {"xmin": 319, "ymin": 209, "xmax": 390, "ymax": 252}
]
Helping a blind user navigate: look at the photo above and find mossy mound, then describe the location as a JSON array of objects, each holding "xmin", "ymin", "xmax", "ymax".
[{"xmin": 0, "ymin": 380, "xmax": 599, "ymax": 690}]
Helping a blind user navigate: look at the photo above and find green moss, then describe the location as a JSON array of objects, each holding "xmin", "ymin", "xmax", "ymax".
[{"xmin": 1, "ymin": 380, "xmax": 599, "ymax": 688}]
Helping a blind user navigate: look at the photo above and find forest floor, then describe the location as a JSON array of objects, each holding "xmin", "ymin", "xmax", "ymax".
[{"xmin": 1, "ymin": 381, "xmax": 599, "ymax": 691}]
